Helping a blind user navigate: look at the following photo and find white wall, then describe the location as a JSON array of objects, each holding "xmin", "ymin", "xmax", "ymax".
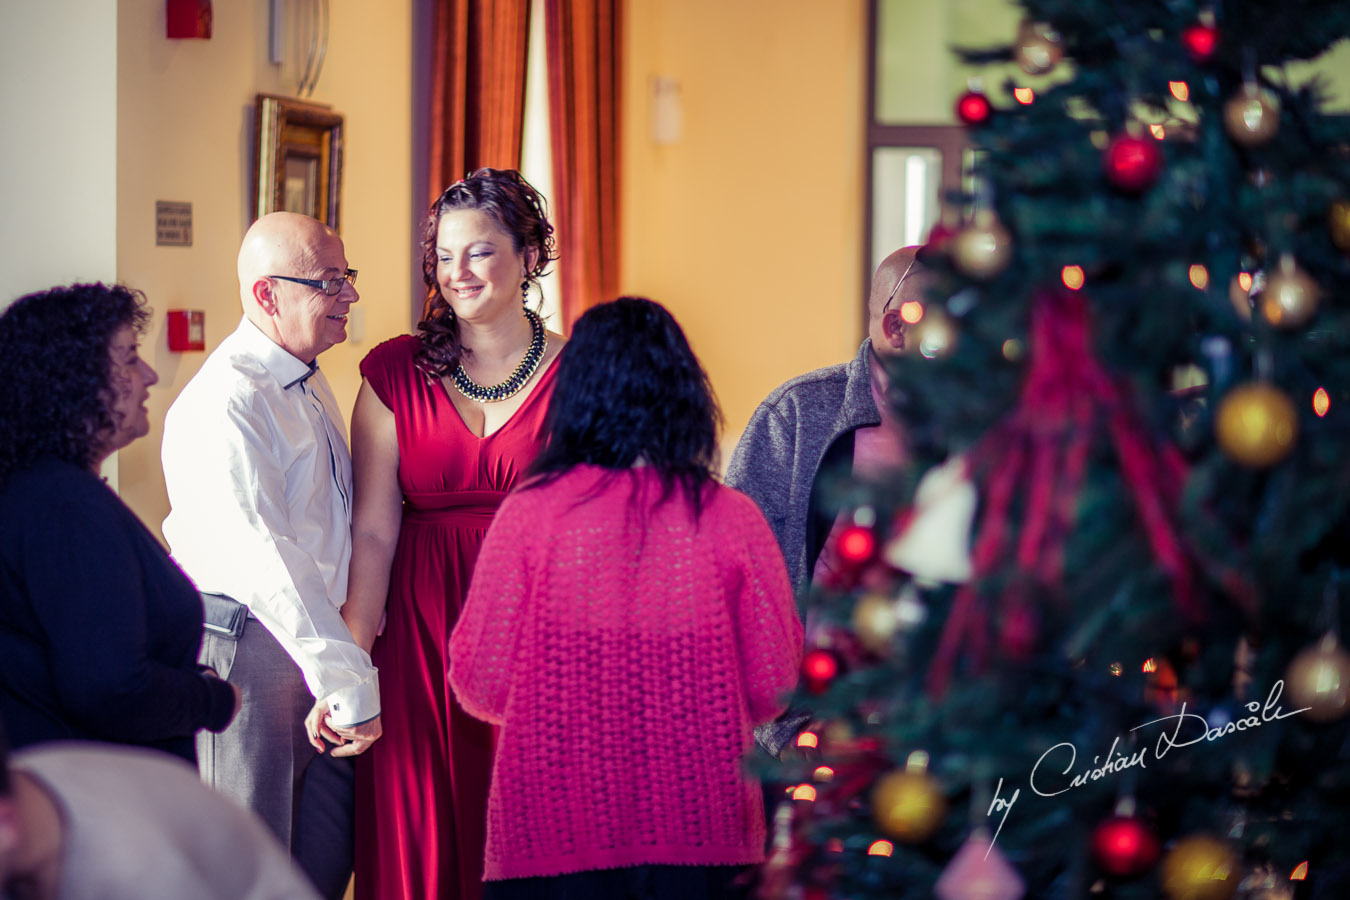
[{"xmin": 0, "ymin": 0, "xmax": 119, "ymax": 305}]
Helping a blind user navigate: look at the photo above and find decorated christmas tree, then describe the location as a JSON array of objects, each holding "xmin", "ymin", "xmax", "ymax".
[{"xmin": 765, "ymin": 3, "xmax": 1350, "ymax": 898}]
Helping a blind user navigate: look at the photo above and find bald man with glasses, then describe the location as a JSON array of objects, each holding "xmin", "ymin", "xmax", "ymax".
[{"xmin": 162, "ymin": 212, "xmax": 378, "ymax": 899}]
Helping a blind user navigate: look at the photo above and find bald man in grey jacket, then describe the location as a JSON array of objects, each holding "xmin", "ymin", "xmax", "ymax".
[
  {"xmin": 727, "ymin": 246, "xmax": 920, "ymax": 589},
  {"xmin": 726, "ymin": 246, "xmax": 922, "ymax": 756}
]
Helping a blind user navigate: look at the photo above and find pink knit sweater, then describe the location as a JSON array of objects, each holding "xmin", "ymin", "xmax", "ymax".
[{"xmin": 448, "ymin": 465, "xmax": 803, "ymax": 881}]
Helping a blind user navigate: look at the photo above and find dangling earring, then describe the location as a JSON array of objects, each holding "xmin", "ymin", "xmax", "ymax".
[{"xmin": 521, "ymin": 279, "xmax": 530, "ymax": 308}]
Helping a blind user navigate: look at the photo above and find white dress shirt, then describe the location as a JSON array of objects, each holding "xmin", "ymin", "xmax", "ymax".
[{"xmin": 162, "ymin": 316, "xmax": 378, "ymax": 726}]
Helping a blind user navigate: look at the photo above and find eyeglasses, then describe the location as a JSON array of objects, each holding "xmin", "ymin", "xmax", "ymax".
[
  {"xmin": 269, "ymin": 268, "xmax": 358, "ymax": 296},
  {"xmin": 881, "ymin": 256, "xmax": 918, "ymax": 314}
]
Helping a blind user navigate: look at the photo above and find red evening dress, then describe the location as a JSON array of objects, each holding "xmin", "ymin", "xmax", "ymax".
[{"xmin": 354, "ymin": 335, "xmax": 557, "ymax": 900}]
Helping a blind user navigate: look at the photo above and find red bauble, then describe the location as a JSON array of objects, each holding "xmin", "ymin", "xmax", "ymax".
[
  {"xmin": 1092, "ymin": 816, "xmax": 1161, "ymax": 877},
  {"xmin": 837, "ymin": 524, "xmax": 877, "ymax": 566},
  {"xmin": 802, "ymin": 649, "xmax": 840, "ymax": 693},
  {"xmin": 1181, "ymin": 23, "xmax": 1218, "ymax": 61},
  {"xmin": 1103, "ymin": 134, "xmax": 1163, "ymax": 192},
  {"xmin": 955, "ymin": 91, "xmax": 992, "ymax": 125}
]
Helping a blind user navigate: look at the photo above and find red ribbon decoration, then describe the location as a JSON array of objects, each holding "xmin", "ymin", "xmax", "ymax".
[{"xmin": 926, "ymin": 288, "xmax": 1205, "ymax": 696}]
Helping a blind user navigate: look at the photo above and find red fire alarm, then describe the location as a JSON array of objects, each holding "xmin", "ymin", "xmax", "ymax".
[
  {"xmin": 167, "ymin": 310, "xmax": 206, "ymax": 352},
  {"xmin": 167, "ymin": 0, "xmax": 213, "ymax": 39}
]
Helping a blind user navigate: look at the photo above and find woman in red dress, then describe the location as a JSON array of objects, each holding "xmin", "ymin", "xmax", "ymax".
[{"xmin": 340, "ymin": 169, "xmax": 565, "ymax": 899}]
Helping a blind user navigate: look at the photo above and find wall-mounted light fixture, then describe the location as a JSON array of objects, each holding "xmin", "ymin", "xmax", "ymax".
[
  {"xmin": 650, "ymin": 77, "xmax": 683, "ymax": 145},
  {"xmin": 269, "ymin": 0, "xmax": 330, "ymax": 98}
]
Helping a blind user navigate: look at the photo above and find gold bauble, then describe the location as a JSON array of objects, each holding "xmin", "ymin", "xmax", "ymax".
[
  {"xmin": 1329, "ymin": 198, "xmax": 1350, "ymax": 253},
  {"xmin": 1214, "ymin": 382, "xmax": 1298, "ymax": 468},
  {"xmin": 951, "ymin": 214, "xmax": 1013, "ymax": 281},
  {"xmin": 1285, "ymin": 633, "xmax": 1350, "ymax": 722},
  {"xmin": 1161, "ymin": 834, "xmax": 1238, "ymax": 900},
  {"xmin": 871, "ymin": 769, "xmax": 946, "ymax": 843},
  {"xmin": 852, "ymin": 592, "xmax": 900, "ymax": 654},
  {"xmin": 1014, "ymin": 19, "xmax": 1063, "ymax": 75},
  {"xmin": 1223, "ymin": 83, "xmax": 1280, "ymax": 147},
  {"xmin": 1257, "ymin": 254, "xmax": 1321, "ymax": 329}
]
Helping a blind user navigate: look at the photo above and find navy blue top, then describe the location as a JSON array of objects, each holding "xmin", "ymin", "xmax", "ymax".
[{"xmin": 0, "ymin": 458, "xmax": 234, "ymax": 763}]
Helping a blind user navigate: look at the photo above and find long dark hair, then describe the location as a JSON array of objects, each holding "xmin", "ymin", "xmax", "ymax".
[
  {"xmin": 0, "ymin": 282, "xmax": 151, "ymax": 488},
  {"xmin": 415, "ymin": 167, "xmax": 556, "ymax": 378},
  {"xmin": 527, "ymin": 297, "xmax": 722, "ymax": 517}
]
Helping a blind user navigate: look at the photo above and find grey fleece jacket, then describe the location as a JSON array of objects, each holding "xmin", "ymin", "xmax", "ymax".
[
  {"xmin": 726, "ymin": 340, "xmax": 882, "ymax": 592},
  {"xmin": 726, "ymin": 341, "xmax": 882, "ymax": 758}
]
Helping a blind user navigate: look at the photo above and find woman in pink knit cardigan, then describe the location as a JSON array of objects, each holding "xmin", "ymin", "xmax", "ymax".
[{"xmin": 448, "ymin": 297, "xmax": 804, "ymax": 900}]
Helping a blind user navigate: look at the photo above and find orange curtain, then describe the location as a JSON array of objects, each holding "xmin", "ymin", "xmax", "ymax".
[
  {"xmin": 429, "ymin": 0, "xmax": 532, "ymax": 198},
  {"xmin": 545, "ymin": 0, "xmax": 622, "ymax": 328}
]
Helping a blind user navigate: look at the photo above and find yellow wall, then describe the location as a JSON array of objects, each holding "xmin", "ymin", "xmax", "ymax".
[
  {"xmin": 620, "ymin": 0, "xmax": 868, "ymax": 462},
  {"xmin": 115, "ymin": 0, "xmax": 415, "ymax": 536}
]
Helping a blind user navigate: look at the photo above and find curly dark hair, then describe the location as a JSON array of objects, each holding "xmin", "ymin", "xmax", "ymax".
[
  {"xmin": 526, "ymin": 297, "xmax": 723, "ymax": 518},
  {"xmin": 415, "ymin": 167, "xmax": 557, "ymax": 378},
  {"xmin": 0, "ymin": 282, "xmax": 151, "ymax": 488}
]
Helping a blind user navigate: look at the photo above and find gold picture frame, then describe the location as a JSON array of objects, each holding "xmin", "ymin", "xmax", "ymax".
[{"xmin": 253, "ymin": 93, "xmax": 344, "ymax": 230}]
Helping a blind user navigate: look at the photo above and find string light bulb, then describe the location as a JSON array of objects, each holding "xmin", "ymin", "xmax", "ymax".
[{"xmin": 1313, "ymin": 388, "xmax": 1330, "ymax": 418}]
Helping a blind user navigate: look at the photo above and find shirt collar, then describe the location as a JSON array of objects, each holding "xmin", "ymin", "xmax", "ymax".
[
  {"xmin": 284, "ymin": 361, "xmax": 319, "ymax": 390},
  {"xmin": 234, "ymin": 316, "xmax": 319, "ymax": 390}
]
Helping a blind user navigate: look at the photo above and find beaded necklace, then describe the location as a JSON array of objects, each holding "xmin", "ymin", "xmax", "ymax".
[{"xmin": 450, "ymin": 309, "xmax": 546, "ymax": 403}]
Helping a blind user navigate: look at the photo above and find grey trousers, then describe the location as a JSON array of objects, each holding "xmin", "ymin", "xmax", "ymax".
[{"xmin": 198, "ymin": 621, "xmax": 354, "ymax": 900}]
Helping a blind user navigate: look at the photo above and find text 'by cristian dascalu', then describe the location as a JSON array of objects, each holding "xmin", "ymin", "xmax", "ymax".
[{"xmin": 981, "ymin": 680, "xmax": 1309, "ymax": 856}]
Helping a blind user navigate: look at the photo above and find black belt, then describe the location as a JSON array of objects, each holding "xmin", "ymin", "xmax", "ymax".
[{"xmin": 200, "ymin": 592, "xmax": 248, "ymax": 640}]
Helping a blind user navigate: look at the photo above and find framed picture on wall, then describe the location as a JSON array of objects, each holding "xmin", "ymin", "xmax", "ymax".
[{"xmin": 253, "ymin": 93, "xmax": 344, "ymax": 230}]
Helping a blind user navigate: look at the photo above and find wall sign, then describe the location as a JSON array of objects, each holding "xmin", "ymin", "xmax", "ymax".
[{"xmin": 156, "ymin": 201, "xmax": 193, "ymax": 246}]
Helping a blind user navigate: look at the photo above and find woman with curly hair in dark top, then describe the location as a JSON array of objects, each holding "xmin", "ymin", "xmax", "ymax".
[
  {"xmin": 0, "ymin": 282, "xmax": 238, "ymax": 764},
  {"xmin": 337, "ymin": 169, "xmax": 566, "ymax": 900}
]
